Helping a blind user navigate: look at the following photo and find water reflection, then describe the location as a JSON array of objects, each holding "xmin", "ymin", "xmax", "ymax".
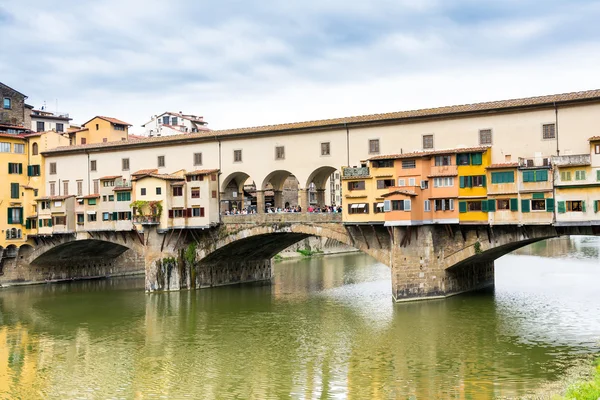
[{"xmin": 0, "ymin": 240, "xmax": 598, "ymax": 399}]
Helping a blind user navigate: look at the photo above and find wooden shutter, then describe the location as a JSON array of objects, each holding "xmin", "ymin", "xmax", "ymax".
[
  {"xmin": 112, "ymin": 212, "xmax": 118, "ymax": 221},
  {"xmin": 459, "ymin": 201, "xmax": 467, "ymax": 213},
  {"xmin": 557, "ymin": 201, "xmax": 565, "ymax": 213},
  {"xmin": 546, "ymin": 198, "xmax": 555, "ymax": 212},
  {"xmin": 582, "ymin": 201, "xmax": 586, "ymax": 213},
  {"xmin": 521, "ymin": 199, "xmax": 530, "ymax": 213},
  {"xmin": 481, "ymin": 200, "xmax": 488, "ymax": 212},
  {"xmin": 487, "ymin": 199, "xmax": 496, "ymax": 212},
  {"xmin": 510, "ymin": 198, "xmax": 519, "ymax": 211},
  {"xmin": 187, "ymin": 208, "xmax": 192, "ymax": 217},
  {"xmin": 18, "ymin": 163, "xmax": 23, "ymax": 174},
  {"xmin": 459, "ymin": 176, "xmax": 465, "ymax": 188},
  {"xmin": 482, "ymin": 175, "xmax": 486, "ymax": 187},
  {"xmin": 7, "ymin": 208, "xmax": 12, "ymax": 224},
  {"xmin": 168, "ymin": 209, "xmax": 174, "ymax": 218},
  {"xmin": 200, "ymin": 207, "xmax": 205, "ymax": 217}
]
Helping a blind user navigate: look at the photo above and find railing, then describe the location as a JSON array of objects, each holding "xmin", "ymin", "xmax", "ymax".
[
  {"xmin": 342, "ymin": 166, "xmax": 370, "ymax": 178},
  {"xmin": 518, "ymin": 156, "xmax": 553, "ymax": 168},
  {"xmin": 134, "ymin": 215, "xmax": 160, "ymax": 224},
  {"xmin": 551, "ymin": 154, "xmax": 591, "ymax": 167},
  {"xmin": 115, "ymin": 181, "xmax": 132, "ymax": 188},
  {"xmin": 429, "ymin": 165, "xmax": 458, "ymax": 176},
  {"xmin": 222, "ymin": 212, "xmax": 342, "ymax": 224}
]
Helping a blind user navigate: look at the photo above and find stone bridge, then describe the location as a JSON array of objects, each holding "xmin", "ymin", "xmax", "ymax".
[{"xmin": 3, "ymin": 214, "xmax": 600, "ymax": 301}]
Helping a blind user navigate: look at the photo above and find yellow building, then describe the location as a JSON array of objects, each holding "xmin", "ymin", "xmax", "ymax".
[
  {"xmin": 457, "ymin": 147, "xmax": 491, "ymax": 223},
  {"xmin": 341, "ymin": 164, "xmax": 386, "ymax": 224},
  {"xmin": 68, "ymin": 116, "xmax": 131, "ymax": 145}
]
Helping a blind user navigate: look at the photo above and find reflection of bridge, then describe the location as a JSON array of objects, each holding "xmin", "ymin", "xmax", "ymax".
[{"xmin": 3, "ymin": 212, "xmax": 600, "ymax": 301}]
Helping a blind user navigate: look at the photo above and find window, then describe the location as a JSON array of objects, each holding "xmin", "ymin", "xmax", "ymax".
[
  {"xmin": 28, "ymin": 165, "xmax": 41, "ymax": 176},
  {"xmin": 13, "ymin": 144, "xmax": 24, "ymax": 154},
  {"xmin": 459, "ymin": 175, "xmax": 486, "ymax": 188},
  {"xmin": 409, "ymin": 178, "xmax": 416, "ymax": 186},
  {"xmin": 171, "ymin": 117, "xmax": 178, "ymax": 126},
  {"xmin": 595, "ymin": 144, "xmax": 600, "ymax": 155},
  {"xmin": 103, "ymin": 180, "xmax": 115, "ymax": 187},
  {"xmin": 402, "ymin": 160, "xmax": 416, "ymax": 169},
  {"xmin": 8, "ymin": 163, "xmax": 21, "ymax": 174},
  {"xmin": 531, "ymin": 199, "xmax": 546, "ymax": 211},
  {"xmin": 420, "ymin": 180, "xmax": 429, "ymax": 189},
  {"xmin": 424, "ymin": 200, "xmax": 431, "ymax": 212},
  {"xmin": 122, "ymin": 158, "xmax": 130, "ymax": 171},
  {"xmin": 467, "ymin": 201, "xmax": 482, "ymax": 211},
  {"xmin": 348, "ymin": 203, "xmax": 369, "ymax": 214},
  {"xmin": 102, "ymin": 212, "xmax": 111, "ymax": 221},
  {"xmin": 157, "ymin": 155, "xmax": 165, "ymax": 168},
  {"xmin": 56, "ymin": 123, "xmax": 64, "ymax": 132},
  {"xmin": 191, "ymin": 188, "xmax": 200, "ymax": 198},
  {"xmin": 566, "ymin": 201, "xmax": 583, "ymax": 212},
  {"xmin": 192, "ymin": 207, "xmax": 205, "ymax": 217},
  {"xmin": 114, "ymin": 125, "xmax": 125, "ymax": 131},
  {"xmin": 479, "ymin": 129, "xmax": 492, "ymax": 145},
  {"xmin": 542, "ymin": 123, "xmax": 556, "ymax": 139},
  {"xmin": 376, "ymin": 179, "xmax": 394, "ymax": 189},
  {"xmin": 371, "ymin": 160, "xmax": 393, "ymax": 168},
  {"xmin": 457, "ymin": 154, "xmax": 470, "ymax": 165},
  {"xmin": 7, "ymin": 207, "xmax": 22, "ymax": 224},
  {"xmin": 172, "ymin": 186, "xmax": 183, "ymax": 196},
  {"xmin": 373, "ymin": 202, "xmax": 385, "ymax": 213},
  {"xmin": 108, "ymin": 195, "xmax": 114, "ymax": 201},
  {"xmin": 522, "ymin": 169, "xmax": 548, "ymax": 182},
  {"xmin": 81, "ymin": 138, "xmax": 87, "ymax": 145},
  {"xmin": 95, "ymin": 124, "xmax": 99, "ymax": 131},
  {"xmin": 141, "ymin": 188, "xmax": 146, "ymax": 196},
  {"xmin": 368, "ymin": 139, "xmax": 380, "ymax": 154},
  {"xmin": 49, "ymin": 182, "xmax": 56, "ymax": 196},
  {"xmin": 76, "ymin": 181, "xmax": 83, "ymax": 196},
  {"xmin": 561, "ymin": 171, "xmax": 572, "ymax": 181},
  {"xmin": 162, "ymin": 116, "xmax": 169, "ymax": 124},
  {"xmin": 491, "ymin": 171, "xmax": 515, "ymax": 184},
  {"xmin": 88, "ymin": 198, "xmax": 97, "ymax": 205},
  {"xmin": 118, "ymin": 211, "xmax": 132, "ymax": 220},
  {"xmin": 321, "ymin": 142, "xmax": 330, "ymax": 156},
  {"xmin": 433, "ymin": 177, "xmax": 454, "ymax": 187},
  {"xmin": 117, "ymin": 192, "xmax": 131, "ymax": 201},
  {"xmin": 422, "ymin": 134, "xmax": 434, "ymax": 149},
  {"xmin": 347, "ymin": 181, "xmax": 366, "ymax": 190},
  {"xmin": 193, "ymin": 153, "xmax": 202, "ymax": 166},
  {"xmin": 90, "ymin": 160, "xmax": 96, "ymax": 171},
  {"xmin": 274, "ymin": 146, "xmax": 285, "ymax": 160},
  {"xmin": 93, "ymin": 180, "xmax": 99, "ymax": 194},
  {"xmin": 434, "ymin": 156, "xmax": 452, "ymax": 166},
  {"xmin": 497, "ymin": 199, "xmax": 510, "ymax": 210},
  {"xmin": 0, "ymin": 142, "xmax": 10, "ymax": 152},
  {"xmin": 10, "ymin": 183, "xmax": 19, "ymax": 199},
  {"xmin": 88, "ymin": 213, "xmax": 97, "ymax": 222},
  {"xmin": 32, "ymin": 142, "xmax": 39, "ymax": 155},
  {"xmin": 391, "ymin": 200, "xmax": 411, "ymax": 211},
  {"xmin": 53, "ymin": 216, "xmax": 66, "ymax": 225},
  {"xmin": 36, "ymin": 121, "xmax": 45, "ymax": 131},
  {"xmin": 172, "ymin": 209, "xmax": 184, "ymax": 218},
  {"xmin": 434, "ymin": 199, "xmax": 454, "ymax": 211},
  {"xmin": 63, "ymin": 181, "xmax": 69, "ymax": 196},
  {"xmin": 575, "ymin": 170, "xmax": 586, "ymax": 181},
  {"xmin": 234, "ymin": 149, "xmax": 242, "ymax": 162},
  {"xmin": 398, "ymin": 178, "xmax": 406, "ymax": 186},
  {"xmin": 212, "ymin": 190, "xmax": 217, "ymax": 199},
  {"xmin": 3, "ymin": 97, "xmax": 11, "ymax": 109},
  {"xmin": 48, "ymin": 162, "xmax": 56, "ymax": 175},
  {"xmin": 156, "ymin": 187, "xmax": 162, "ymax": 195}
]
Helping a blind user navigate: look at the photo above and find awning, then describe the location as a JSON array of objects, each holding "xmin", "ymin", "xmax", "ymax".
[
  {"xmin": 351, "ymin": 204, "xmax": 359, "ymax": 209},
  {"xmin": 86, "ymin": 211, "xmax": 97, "ymax": 215},
  {"xmin": 377, "ymin": 203, "xmax": 384, "ymax": 207},
  {"xmin": 357, "ymin": 204, "xmax": 366, "ymax": 209}
]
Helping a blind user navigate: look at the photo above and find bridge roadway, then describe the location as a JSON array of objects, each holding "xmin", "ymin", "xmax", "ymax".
[{"xmin": 2, "ymin": 213, "xmax": 600, "ymax": 301}]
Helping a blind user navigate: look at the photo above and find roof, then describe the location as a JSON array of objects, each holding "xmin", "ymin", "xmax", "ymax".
[
  {"xmin": 0, "ymin": 133, "xmax": 28, "ymax": 140},
  {"xmin": 99, "ymin": 175, "xmax": 121, "ymax": 180},
  {"xmin": 42, "ymin": 88, "xmax": 600, "ymax": 155},
  {"xmin": 36, "ymin": 195, "xmax": 74, "ymax": 201},
  {"xmin": 82, "ymin": 116, "xmax": 132, "ymax": 127},
  {"xmin": 31, "ymin": 112, "xmax": 72, "ymax": 121},
  {"xmin": 78, "ymin": 194, "xmax": 101, "ymax": 199},
  {"xmin": 128, "ymin": 134, "xmax": 146, "ymax": 140},
  {"xmin": 427, "ymin": 172, "xmax": 458, "ymax": 178},
  {"xmin": 0, "ymin": 82, "xmax": 27, "ymax": 99},
  {"xmin": 171, "ymin": 181, "xmax": 185, "ymax": 186},
  {"xmin": 369, "ymin": 146, "xmax": 490, "ymax": 161},
  {"xmin": 134, "ymin": 173, "xmax": 185, "ymax": 181},
  {"xmin": 382, "ymin": 190, "xmax": 418, "ymax": 197},
  {"xmin": 486, "ymin": 162, "xmax": 520, "ymax": 169},
  {"xmin": 132, "ymin": 169, "xmax": 158, "ymax": 176},
  {"xmin": 589, "ymin": 136, "xmax": 600, "ymax": 142},
  {"xmin": 113, "ymin": 186, "xmax": 132, "ymax": 191},
  {"xmin": 185, "ymin": 169, "xmax": 219, "ymax": 176},
  {"xmin": 142, "ymin": 112, "xmax": 207, "ymax": 126}
]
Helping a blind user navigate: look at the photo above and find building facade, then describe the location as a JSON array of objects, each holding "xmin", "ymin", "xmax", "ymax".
[
  {"xmin": 68, "ymin": 116, "xmax": 131, "ymax": 145},
  {"xmin": 30, "ymin": 109, "xmax": 71, "ymax": 133},
  {"xmin": 142, "ymin": 112, "xmax": 209, "ymax": 137}
]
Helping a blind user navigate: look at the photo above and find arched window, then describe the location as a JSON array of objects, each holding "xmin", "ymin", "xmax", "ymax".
[
  {"xmin": 5, "ymin": 231, "xmax": 9, "ymax": 240},
  {"xmin": 16, "ymin": 229, "xmax": 22, "ymax": 239},
  {"xmin": 32, "ymin": 142, "xmax": 39, "ymax": 155},
  {"xmin": 10, "ymin": 228, "xmax": 17, "ymax": 239}
]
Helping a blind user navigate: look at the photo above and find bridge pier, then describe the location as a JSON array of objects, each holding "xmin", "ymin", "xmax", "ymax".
[{"xmin": 298, "ymin": 189, "xmax": 310, "ymax": 211}]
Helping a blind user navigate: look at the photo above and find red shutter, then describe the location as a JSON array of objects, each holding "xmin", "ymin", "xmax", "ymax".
[
  {"xmin": 211, "ymin": 174, "xmax": 216, "ymax": 181},
  {"xmin": 187, "ymin": 208, "xmax": 192, "ymax": 217},
  {"xmin": 186, "ymin": 176, "xmax": 191, "ymax": 182},
  {"xmin": 183, "ymin": 209, "xmax": 188, "ymax": 218},
  {"xmin": 199, "ymin": 175, "xmax": 204, "ymax": 181},
  {"xmin": 212, "ymin": 190, "xmax": 217, "ymax": 199},
  {"xmin": 168, "ymin": 209, "xmax": 174, "ymax": 218},
  {"xmin": 200, "ymin": 207, "xmax": 205, "ymax": 217}
]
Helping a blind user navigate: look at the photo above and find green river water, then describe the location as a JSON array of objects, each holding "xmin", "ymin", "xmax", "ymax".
[{"xmin": 1, "ymin": 237, "xmax": 599, "ymax": 399}]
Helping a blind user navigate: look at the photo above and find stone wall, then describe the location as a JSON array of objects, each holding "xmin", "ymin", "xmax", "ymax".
[{"xmin": 0, "ymin": 83, "xmax": 27, "ymax": 127}]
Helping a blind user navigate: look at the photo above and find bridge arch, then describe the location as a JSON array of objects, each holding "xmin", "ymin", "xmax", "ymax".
[
  {"xmin": 306, "ymin": 166, "xmax": 337, "ymax": 191},
  {"xmin": 221, "ymin": 171, "xmax": 253, "ymax": 193},
  {"xmin": 261, "ymin": 169, "xmax": 295, "ymax": 191},
  {"xmin": 30, "ymin": 239, "xmax": 131, "ymax": 266}
]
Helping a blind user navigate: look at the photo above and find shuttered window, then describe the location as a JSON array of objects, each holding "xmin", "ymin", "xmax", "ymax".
[
  {"xmin": 10, "ymin": 182, "xmax": 19, "ymax": 199},
  {"xmin": 491, "ymin": 171, "xmax": 514, "ymax": 184}
]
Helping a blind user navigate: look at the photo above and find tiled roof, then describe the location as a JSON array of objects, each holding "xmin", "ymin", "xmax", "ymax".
[
  {"xmin": 171, "ymin": 181, "xmax": 185, "ymax": 186},
  {"xmin": 113, "ymin": 186, "xmax": 132, "ymax": 191},
  {"xmin": 42, "ymin": 89, "xmax": 600, "ymax": 155},
  {"xmin": 486, "ymin": 162, "xmax": 520, "ymax": 169},
  {"xmin": 132, "ymin": 169, "xmax": 158, "ymax": 176},
  {"xmin": 99, "ymin": 175, "xmax": 121, "ymax": 180},
  {"xmin": 185, "ymin": 169, "xmax": 219, "ymax": 176},
  {"xmin": 0, "ymin": 133, "xmax": 28, "ymax": 140},
  {"xmin": 369, "ymin": 146, "xmax": 490, "ymax": 161},
  {"xmin": 82, "ymin": 116, "xmax": 132, "ymax": 127},
  {"xmin": 135, "ymin": 173, "xmax": 185, "ymax": 181},
  {"xmin": 78, "ymin": 194, "xmax": 101, "ymax": 199},
  {"xmin": 36, "ymin": 195, "xmax": 74, "ymax": 201},
  {"xmin": 68, "ymin": 128, "xmax": 89, "ymax": 134},
  {"xmin": 588, "ymin": 136, "xmax": 600, "ymax": 141},
  {"xmin": 382, "ymin": 190, "xmax": 418, "ymax": 197},
  {"xmin": 427, "ymin": 172, "xmax": 458, "ymax": 178}
]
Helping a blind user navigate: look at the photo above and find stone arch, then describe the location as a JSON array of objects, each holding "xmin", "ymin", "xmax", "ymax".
[
  {"xmin": 17, "ymin": 244, "xmax": 34, "ymax": 259},
  {"xmin": 306, "ymin": 166, "xmax": 338, "ymax": 190},
  {"xmin": 221, "ymin": 171, "xmax": 252, "ymax": 193},
  {"xmin": 220, "ymin": 171, "xmax": 257, "ymax": 213},
  {"xmin": 261, "ymin": 170, "xmax": 295, "ymax": 191},
  {"xmin": 30, "ymin": 239, "xmax": 131, "ymax": 266}
]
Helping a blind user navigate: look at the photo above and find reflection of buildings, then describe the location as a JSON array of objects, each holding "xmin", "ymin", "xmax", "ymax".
[{"xmin": 514, "ymin": 236, "xmax": 600, "ymax": 260}]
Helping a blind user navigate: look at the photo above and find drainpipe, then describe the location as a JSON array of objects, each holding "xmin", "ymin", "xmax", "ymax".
[
  {"xmin": 345, "ymin": 123, "xmax": 350, "ymax": 166},
  {"xmin": 554, "ymin": 102, "xmax": 559, "ymax": 156}
]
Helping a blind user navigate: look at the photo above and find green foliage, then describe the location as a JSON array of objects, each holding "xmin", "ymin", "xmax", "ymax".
[
  {"xmin": 563, "ymin": 359, "xmax": 600, "ymax": 400},
  {"xmin": 129, "ymin": 200, "xmax": 163, "ymax": 217},
  {"xmin": 273, "ymin": 254, "xmax": 283, "ymax": 262},
  {"xmin": 184, "ymin": 243, "xmax": 197, "ymax": 265},
  {"xmin": 296, "ymin": 248, "xmax": 324, "ymax": 257},
  {"xmin": 474, "ymin": 241, "xmax": 482, "ymax": 254}
]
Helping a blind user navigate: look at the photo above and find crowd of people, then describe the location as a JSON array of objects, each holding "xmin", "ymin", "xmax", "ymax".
[{"xmin": 222, "ymin": 204, "xmax": 343, "ymax": 215}]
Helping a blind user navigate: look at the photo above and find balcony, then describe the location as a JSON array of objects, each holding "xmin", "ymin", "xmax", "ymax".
[
  {"xmin": 429, "ymin": 164, "xmax": 458, "ymax": 177},
  {"xmin": 342, "ymin": 166, "xmax": 370, "ymax": 178},
  {"xmin": 134, "ymin": 215, "xmax": 160, "ymax": 225},
  {"xmin": 518, "ymin": 156, "xmax": 552, "ymax": 168},
  {"xmin": 551, "ymin": 154, "xmax": 591, "ymax": 167}
]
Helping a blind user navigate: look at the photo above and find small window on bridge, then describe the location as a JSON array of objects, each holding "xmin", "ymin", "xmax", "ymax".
[
  {"xmin": 321, "ymin": 142, "xmax": 330, "ymax": 156},
  {"xmin": 368, "ymin": 139, "xmax": 380, "ymax": 154},
  {"xmin": 275, "ymin": 146, "xmax": 285, "ymax": 160}
]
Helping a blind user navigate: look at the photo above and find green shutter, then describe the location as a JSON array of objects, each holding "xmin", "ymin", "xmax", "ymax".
[
  {"xmin": 467, "ymin": 176, "xmax": 473, "ymax": 188},
  {"xmin": 7, "ymin": 208, "xmax": 12, "ymax": 224},
  {"xmin": 557, "ymin": 201, "xmax": 566, "ymax": 213},
  {"xmin": 18, "ymin": 163, "xmax": 22, "ymax": 174},
  {"xmin": 532, "ymin": 192, "xmax": 545, "ymax": 199},
  {"xmin": 7, "ymin": 163, "xmax": 10, "ymax": 174},
  {"xmin": 48, "ymin": 218, "xmax": 53, "ymax": 227},
  {"xmin": 488, "ymin": 199, "xmax": 496, "ymax": 212},
  {"xmin": 595, "ymin": 200, "xmax": 599, "ymax": 213},
  {"xmin": 11, "ymin": 183, "xmax": 19, "ymax": 199},
  {"xmin": 25, "ymin": 219, "xmax": 31, "ymax": 229},
  {"xmin": 471, "ymin": 153, "xmax": 482, "ymax": 165},
  {"xmin": 27, "ymin": 165, "xmax": 33, "ymax": 176},
  {"xmin": 507, "ymin": 171, "xmax": 515, "ymax": 183},
  {"xmin": 491, "ymin": 172, "xmax": 498, "ymax": 184},
  {"xmin": 521, "ymin": 199, "xmax": 530, "ymax": 213},
  {"xmin": 536, "ymin": 170, "xmax": 548, "ymax": 182},
  {"xmin": 39, "ymin": 219, "xmax": 42, "ymax": 227},
  {"xmin": 510, "ymin": 198, "xmax": 519, "ymax": 211},
  {"xmin": 582, "ymin": 201, "xmax": 586, "ymax": 213},
  {"xmin": 597, "ymin": 170, "xmax": 600, "ymax": 181},
  {"xmin": 482, "ymin": 175, "xmax": 486, "ymax": 188},
  {"xmin": 546, "ymin": 198, "xmax": 555, "ymax": 212},
  {"xmin": 18, "ymin": 208, "xmax": 23, "ymax": 225},
  {"xmin": 459, "ymin": 201, "xmax": 467, "ymax": 213},
  {"xmin": 459, "ymin": 176, "xmax": 465, "ymax": 188},
  {"xmin": 482, "ymin": 200, "xmax": 488, "ymax": 212},
  {"xmin": 113, "ymin": 212, "xmax": 118, "ymax": 221}
]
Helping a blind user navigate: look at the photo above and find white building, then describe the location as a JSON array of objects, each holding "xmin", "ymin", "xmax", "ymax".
[
  {"xmin": 142, "ymin": 112, "xmax": 209, "ymax": 137},
  {"xmin": 30, "ymin": 109, "xmax": 71, "ymax": 133}
]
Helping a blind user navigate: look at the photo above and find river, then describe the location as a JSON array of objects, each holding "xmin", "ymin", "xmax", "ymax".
[{"xmin": 1, "ymin": 237, "xmax": 599, "ymax": 399}]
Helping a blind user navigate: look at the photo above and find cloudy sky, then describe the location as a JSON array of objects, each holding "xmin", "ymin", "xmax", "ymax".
[{"xmin": 1, "ymin": 0, "xmax": 600, "ymax": 133}]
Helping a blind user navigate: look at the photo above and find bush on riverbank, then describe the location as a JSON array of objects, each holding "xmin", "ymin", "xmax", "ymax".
[{"xmin": 561, "ymin": 357, "xmax": 600, "ymax": 400}]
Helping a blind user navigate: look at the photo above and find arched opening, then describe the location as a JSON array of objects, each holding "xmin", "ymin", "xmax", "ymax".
[
  {"xmin": 304, "ymin": 166, "xmax": 340, "ymax": 211},
  {"xmin": 18, "ymin": 244, "xmax": 34, "ymax": 259},
  {"xmin": 32, "ymin": 142, "xmax": 39, "ymax": 155},
  {"xmin": 261, "ymin": 170, "xmax": 298, "ymax": 212},
  {"xmin": 5, "ymin": 244, "xmax": 18, "ymax": 258},
  {"xmin": 220, "ymin": 171, "xmax": 256, "ymax": 214},
  {"xmin": 31, "ymin": 239, "xmax": 129, "ymax": 266}
]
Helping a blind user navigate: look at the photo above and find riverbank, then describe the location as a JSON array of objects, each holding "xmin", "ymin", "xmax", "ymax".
[{"xmin": 519, "ymin": 355, "xmax": 600, "ymax": 399}]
